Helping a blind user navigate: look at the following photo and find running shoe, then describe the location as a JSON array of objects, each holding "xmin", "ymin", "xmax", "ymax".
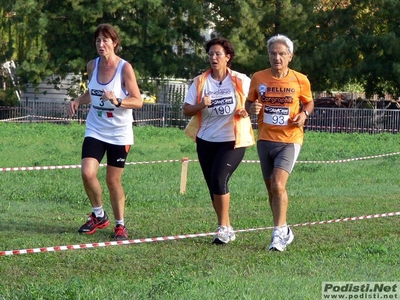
[
  {"xmin": 269, "ymin": 227, "xmax": 294, "ymax": 251},
  {"xmin": 112, "ymin": 224, "xmax": 129, "ymax": 240},
  {"xmin": 78, "ymin": 212, "xmax": 110, "ymax": 234},
  {"xmin": 212, "ymin": 225, "xmax": 236, "ymax": 245}
]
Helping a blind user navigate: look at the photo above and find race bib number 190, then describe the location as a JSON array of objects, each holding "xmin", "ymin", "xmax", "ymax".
[
  {"xmin": 209, "ymin": 97, "xmax": 235, "ymax": 116},
  {"xmin": 263, "ymin": 106, "xmax": 290, "ymax": 125}
]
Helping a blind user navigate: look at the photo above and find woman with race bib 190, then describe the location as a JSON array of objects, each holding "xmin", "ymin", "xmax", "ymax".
[{"xmin": 183, "ymin": 37, "xmax": 255, "ymax": 245}]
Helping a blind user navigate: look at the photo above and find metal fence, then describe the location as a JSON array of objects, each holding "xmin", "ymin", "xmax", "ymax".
[
  {"xmin": 306, "ymin": 108, "xmax": 400, "ymax": 133},
  {"xmin": 0, "ymin": 102, "xmax": 399, "ymax": 134}
]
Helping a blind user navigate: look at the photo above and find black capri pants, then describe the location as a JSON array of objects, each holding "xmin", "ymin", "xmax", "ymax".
[{"xmin": 196, "ymin": 137, "xmax": 246, "ymax": 200}]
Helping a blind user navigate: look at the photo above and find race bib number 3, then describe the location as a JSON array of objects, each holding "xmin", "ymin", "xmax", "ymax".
[{"xmin": 263, "ymin": 106, "xmax": 290, "ymax": 125}]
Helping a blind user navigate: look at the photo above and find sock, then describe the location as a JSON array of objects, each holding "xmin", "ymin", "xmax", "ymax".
[
  {"xmin": 273, "ymin": 224, "xmax": 288, "ymax": 235},
  {"xmin": 93, "ymin": 206, "xmax": 104, "ymax": 218},
  {"xmin": 115, "ymin": 219, "xmax": 125, "ymax": 227}
]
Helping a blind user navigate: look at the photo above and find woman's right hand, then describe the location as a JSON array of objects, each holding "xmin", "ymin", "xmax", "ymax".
[
  {"xmin": 201, "ymin": 94, "xmax": 212, "ymax": 108},
  {"xmin": 67, "ymin": 100, "xmax": 79, "ymax": 117}
]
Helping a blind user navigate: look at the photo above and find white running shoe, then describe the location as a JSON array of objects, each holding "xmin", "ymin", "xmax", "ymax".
[
  {"xmin": 268, "ymin": 227, "xmax": 294, "ymax": 251},
  {"xmin": 212, "ymin": 225, "xmax": 236, "ymax": 244}
]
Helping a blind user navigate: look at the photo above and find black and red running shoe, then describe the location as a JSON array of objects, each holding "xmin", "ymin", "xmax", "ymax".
[
  {"xmin": 78, "ymin": 212, "xmax": 110, "ymax": 234},
  {"xmin": 112, "ymin": 224, "xmax": 128, "ymax": 240}
]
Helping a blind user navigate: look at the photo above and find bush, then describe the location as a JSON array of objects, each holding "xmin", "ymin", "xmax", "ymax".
[{"xmin": 0, "ymin": 87, "xmax": 20, "ymax": 106}]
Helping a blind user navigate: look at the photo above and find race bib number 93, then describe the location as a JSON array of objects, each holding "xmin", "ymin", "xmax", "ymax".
[{"xmin": 263, "ymin": 106, "xmax": 290, "ymax": 125}]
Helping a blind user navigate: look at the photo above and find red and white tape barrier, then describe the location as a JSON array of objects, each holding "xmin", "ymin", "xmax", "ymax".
[
  {"xmin": 297, "ymin": 151, "xmax": 400, "ymax": 164},
  {"xmin": 1, "ymin": 152, "xmax": 399, "ymax": 173},
  {"xmin": 305, "ymin": 124, "xmax": 399, "ymax": 133},
  {"xmin": 244, "ymin": 152, "xmax": 400, "ymax": 164},
  {"xmin": 0, "ymin": 115, "xmax": 167, "ymax": 124},
  {"xmin": 0, "ymin": 159, "xmax": 181, "ymax": 172},
  {"xmin": 1, "ymin": 211, "xmax": 398, "ymax": 257}
]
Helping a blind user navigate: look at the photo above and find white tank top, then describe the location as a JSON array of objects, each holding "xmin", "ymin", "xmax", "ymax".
[{"xmin": 85, "ymin": 57, "xmax": 134, "ymax": 145}]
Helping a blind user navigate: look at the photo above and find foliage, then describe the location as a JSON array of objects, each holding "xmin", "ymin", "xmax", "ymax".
[
  {"xmin": 0, "ymin": 86, "xmax": 19, "ymax": 106},
  {"xmin": 0, "ymin": 60, "xmax": 20, "ymax": 105},
  {"xmin": 1, "ymin": 0, "xmax": 400, "ymax": 98}
]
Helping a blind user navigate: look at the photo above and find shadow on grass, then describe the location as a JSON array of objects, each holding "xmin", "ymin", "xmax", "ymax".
[{"xmin": 0, "ymin": 221, "xmax": 76, "ymax": 234}]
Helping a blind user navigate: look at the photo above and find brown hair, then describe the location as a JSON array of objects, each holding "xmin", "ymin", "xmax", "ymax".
[
  {"xmin": 205, "ymin": 37, "xmax": 235, "ymax": 67},
  {"xmin": 94, "ymin": 23, "xmax": 121, "ymax": 53}
]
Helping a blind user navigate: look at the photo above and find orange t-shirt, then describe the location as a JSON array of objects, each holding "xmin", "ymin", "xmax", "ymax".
[{"xmin": 248, "ymin": 68, "xmax": 313, "ymax": 145}]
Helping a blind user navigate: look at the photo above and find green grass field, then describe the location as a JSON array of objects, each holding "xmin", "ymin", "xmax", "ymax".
[{"xmin": 0, "ymin": 123, "xmax": 399, "ymax": 300}]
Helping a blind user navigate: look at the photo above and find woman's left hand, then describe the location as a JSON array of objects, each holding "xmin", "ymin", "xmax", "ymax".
[
  {"xmin": 235, "ymin": 108, "xmax": 249, "ymax": 118},
  {"xmin": 101, "ymin": 89, "xmax": 116, "ymax": 104}
]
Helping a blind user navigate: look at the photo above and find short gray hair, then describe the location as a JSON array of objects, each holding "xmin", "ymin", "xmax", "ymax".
[{"xmin": 267, "ymin": 34, "xmax": 294, "ymax": 54}]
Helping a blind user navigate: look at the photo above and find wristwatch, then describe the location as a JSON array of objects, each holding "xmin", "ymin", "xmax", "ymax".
[
  {"xmin": 115, "ymin": 98, "xmax": 122, "ymax": 107},
  {"xmin": 303, "ymin": 110, "xmax": 309, "ymax": 117}
]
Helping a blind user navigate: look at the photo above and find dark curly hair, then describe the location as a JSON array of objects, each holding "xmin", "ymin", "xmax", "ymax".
[{"xmin": 205, "ymin": 37, "xmax": 235, "ymax": 68}]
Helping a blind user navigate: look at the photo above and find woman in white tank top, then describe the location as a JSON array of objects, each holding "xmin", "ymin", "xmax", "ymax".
[{"xmin": 67, "ymin": 23, "xmax": 143, "ymax": 240}]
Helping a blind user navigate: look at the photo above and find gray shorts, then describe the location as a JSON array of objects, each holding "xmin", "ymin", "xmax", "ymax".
[{"xmin": 257, "ymin": 140, "xmax": 301, "ymax": 180}]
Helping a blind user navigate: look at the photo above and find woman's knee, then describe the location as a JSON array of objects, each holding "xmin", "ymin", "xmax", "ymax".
[
  {"xmin": 81, "ymin": 168, "xmax": 97, "ymax": 182},
  {"xmin": 106, "ymin": 176, "xmax": 122, "ymax": 189},
  {"xmin": 210, "ymin": 177, "xmax": 229, "ymax": 195}
]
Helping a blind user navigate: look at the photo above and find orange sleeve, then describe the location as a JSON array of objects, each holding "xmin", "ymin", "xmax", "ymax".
[{"xmin": 300, "ymin": 75, "xmax": 313, "ymax": 104}]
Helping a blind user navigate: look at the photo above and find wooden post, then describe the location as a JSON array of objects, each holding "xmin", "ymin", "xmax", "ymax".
[{"xmin": 180, "ymin": 157, "xmax": 189, "ymax": 194}]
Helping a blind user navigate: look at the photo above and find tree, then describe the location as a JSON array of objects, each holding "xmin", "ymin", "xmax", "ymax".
[
  {"xmin": 2, "ymin": 0, "xmax": 400, "ymax": 99},
  {"xmin": 10, "ymin": 0, "xmax": 54, "ymax": 87},
  {"xmin": 298, "ymin": 0, "xmax": 400, "ymax": 98},
  {"xmin": 0, "ymin": 1, "xmax": 15, "ymax": 63},
  {"xmin": 119, "ymin": 0, "xmax": 210, "ymax": 79},
  {"xmin": 12, "ymin": 0, "xmax": 210, "ymax": 83},
  {"xmin": 351, "ymin": 0, "xmax": 400, "ymax": 98},
  {"xmin": 205, "ymin": 0, "xmax": 272, "ymax": 75},
  {"xmin": 297, "ymin": 0, "xmax": 361, "ymax": 92},
  {"xmin": 209, "ymin": 0, "xmax": 323, "ymax": 77}
]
